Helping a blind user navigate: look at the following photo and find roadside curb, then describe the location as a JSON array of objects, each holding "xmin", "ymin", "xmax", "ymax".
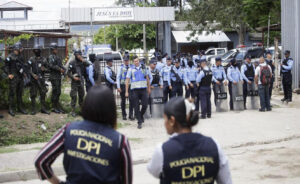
[{"xmin": 0, "ymin": 159, "xmax": 150, "ymax": 183}]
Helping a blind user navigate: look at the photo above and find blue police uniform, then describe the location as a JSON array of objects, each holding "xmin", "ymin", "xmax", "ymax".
[
  {"xmin": 117, "ymin": 63, "xmax": 134, "ymax": 119},
  {"xmin": 227, "ymin": 65, "xmax": 243, "ymax": 110},
  {"xmin": 104, "ymin": 66, "xmax": 116, "ymax": 90},
  {"xmin": 281, "ymin": 57, "xmax": 294, "ymax": 101},
  {"xmin": 155, "ymin": 61, "xmax": 165, "ymax": 72},
  {"xmin": 63, "ymin": 120, "xmax": 130, "ymax": 184},
  {"xmin": 196, "ymin": 66, "xmax": 213, "ymax": 118},
  {"xmin": 160, "ymin": 133, "xmax": 219, "ymax": 184},
  {"xmin": 241, "ymin": 63, "xmax": 255, "ymax": 108},
  {"xmin": 160, "ymin": 65, "xmax": 172, "ymax": 103},
  {"xmin": 168, "ymin": 65, "xmax": 187, "ymax": 98},
  {"xmin": 185, "ymin": 65, "xmax": 198, "ymax": 98},
  {"xmin": 180, "ymin": 57, "xmax": 188, "ymax": 68},
  {"xmin": 211, "ymin": 65, "xmax": 227, "ymax": 105},
  {"xmin": 126, "ymin": 64, "xmax": 149, "ymax": 125}
]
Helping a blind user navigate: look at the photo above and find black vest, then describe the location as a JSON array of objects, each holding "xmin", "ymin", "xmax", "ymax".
[
  {"xmin": 69, "ymin": 59, "xmax": 87, "ymax": 83},
  {"xmin": 161, "ymin": 133, "xmax": 219, "ymax": 184},
  {"xmin": 244, "ymin": 64, "xmax": 254, "ymax": 80},
  {"xmin": 151, "ymin": 69, "xmax": 160, "ymax": 85},
  {"xmin": 282, "ymin": 58, "xmax": 292, "ymax": 73},
  {"xmin": 265, "ymin": 59, "xmax": 275, "ymax": 73},
  {"xmin": 200, "ymin": 69, "xmax": 213, "ymax": 86},
  {"xmin": 63, "ymin": 121, "xmax": 123, "ymax": 184}
]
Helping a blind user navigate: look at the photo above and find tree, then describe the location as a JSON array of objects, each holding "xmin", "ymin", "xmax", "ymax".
[
  {"xmin": 184, "ymin": 0, "xmax": 280, "ymax": 45},
  {"xmin": 94, "ymin": 24, "xmax": 156, "ymax": 51}
]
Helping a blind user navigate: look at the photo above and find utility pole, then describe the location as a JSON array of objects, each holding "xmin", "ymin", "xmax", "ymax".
[
  {"xmin": 116, "ymin": 27, "xmax": 119, "ymax": 51},
  {"xmin": 104, "ymin": 26, "xmax": 106, "ymax": 44},
  {"xmin": 143, "ymin": 0, "xmax": 147, "ymax": 59},
  {"xmin": 68, "ymin": 0, "xmax": 71, "ymax": 33},
  {"xmin": 267, "ymin": 14, "xmax": 271, "ymax": 48},
  {"xmin": 90, "ymin": 8, "xmax": 94, "ymax": 53}
]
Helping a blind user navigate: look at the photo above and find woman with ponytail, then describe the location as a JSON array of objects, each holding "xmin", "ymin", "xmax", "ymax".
[{"xmin": 147, "ymin": 97, "xmax": 232, "ymax": 184}]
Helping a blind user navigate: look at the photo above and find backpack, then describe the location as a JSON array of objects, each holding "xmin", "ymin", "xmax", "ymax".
[{"xmin": 260, "ymin": 65, "xmax": 271, "ymax": 86}]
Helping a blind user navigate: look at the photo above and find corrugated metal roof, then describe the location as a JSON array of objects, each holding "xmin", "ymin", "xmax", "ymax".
[{"xmin": 172, "ymin": 31, "xmax": 230, "ymax": 43}]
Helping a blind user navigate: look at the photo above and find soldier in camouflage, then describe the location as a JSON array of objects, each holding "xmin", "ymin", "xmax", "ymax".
[
  {"xmin": 28, "ymin": 44, "xmax": 50, "ymax": 115},
  {"xmin": 4, "ymin": 43, "xmax": 28, "ymax": 116},
  {"xmin": 48, "ymin": 43, "xmax": 66, "ymax": 114},
  {"xmin": 67, "ymin": 49, "xmax": 90, "ymax": 117}
]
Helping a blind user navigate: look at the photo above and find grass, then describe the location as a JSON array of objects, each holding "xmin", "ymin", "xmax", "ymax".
[
  {"xmin": 0, "ymin": 147, "xmax": 19, "ymax": 154},
  {"xmin": 129, "ymin": 138, "xmax": 142, "ymax": 142}
]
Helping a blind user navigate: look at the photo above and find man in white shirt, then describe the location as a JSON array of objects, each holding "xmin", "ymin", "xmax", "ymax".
[{"xmin": 255, "ymin": 57, "xmax": 272, "ymax": 112}]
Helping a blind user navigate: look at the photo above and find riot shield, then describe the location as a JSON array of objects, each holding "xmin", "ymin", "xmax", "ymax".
[
  {"xmin": 150, "ymin": 87, "xmax": 164, "ymax": 118},
  {"xmin": 232, "ymin": 81, "xmax": 244, "ymax": 111},
  {"xmin": 246, "ymin": 82, "xmax": 259, "ymax": 109},
  {"xmin": 214, "ymin": 83, "xmax": 228, "ymax": 112}
]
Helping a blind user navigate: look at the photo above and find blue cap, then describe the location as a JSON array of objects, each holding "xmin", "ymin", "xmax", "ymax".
[
  {"xmin": 215, "ymin": 57, "xmax": 221, "ymax": 61},
  {"xmin": 150, "ymin": 57, "xmax": 157, "ymax": 64},
  {"xmin": 284, "ymin": 50, "xmax": 290, "ymax": 55},
  {"xmin": 230, "ymin": 58, "xmax": 236, "ymax": 64},
  {"xmin": 265, "ymin": 50, "xmax": 272, "ymax": 55},
  {"xmin": 123, "ymin": 55, "xmax": 129, "ymax": 61},
  {"xmin": 245, "ymin": 55, "xmax": 251, "ymax": 60}
]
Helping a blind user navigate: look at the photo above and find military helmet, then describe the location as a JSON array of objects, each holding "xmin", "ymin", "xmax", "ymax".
[
  {"xmin": 50, "ymin": 42, "xmax": 58, "ymax": 49},
  {"xmin": 73, "ymin": 49, "xmax": 82, "ymax": 56},
  {"xmin": 13, "ymin": 42, "xmax": 22, "ymax": 50},
  {"xmin": 33, "ymin": 44, "xmax": 42, "ymax": 51}
]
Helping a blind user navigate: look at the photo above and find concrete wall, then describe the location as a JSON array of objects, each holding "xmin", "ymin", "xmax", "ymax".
[
  {"xmin": 225, "ymin": 32, "xmax": 260, "ymax": 49},
  {"xmin": 281, "ymin": 0, "xmax": 300, "ymax": 88}
]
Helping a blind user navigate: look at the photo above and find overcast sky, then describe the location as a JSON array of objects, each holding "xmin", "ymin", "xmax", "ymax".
[{"xmin": 0, "ymin": 0, "xmax": 117, "ymax": 20}]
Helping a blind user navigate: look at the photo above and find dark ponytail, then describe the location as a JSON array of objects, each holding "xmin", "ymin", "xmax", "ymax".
[{"xmin": 164, "ymin": 97, "xmax": 199, "ymax": 128}]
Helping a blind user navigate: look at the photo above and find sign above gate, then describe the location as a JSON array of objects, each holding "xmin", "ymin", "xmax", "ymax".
[{"xmin": 94, "ymin": 8, "xmax": 134, "ymax": 21}]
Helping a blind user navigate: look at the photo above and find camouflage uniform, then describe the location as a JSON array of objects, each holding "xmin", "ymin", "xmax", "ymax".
[
  {"xmin": 48, "ymin": 53, "xmax": 65, "ymax": 113},
  {"xmin": 4, "ymin": 52, "xmax": 27, "ymax": 116},
  {"xmin": 28, "ymin": 56, "xmax": 49, "ymax": 114},
  {"xmin": 67, "ymin": 57, "xmax": 90, "ymax": 116}
]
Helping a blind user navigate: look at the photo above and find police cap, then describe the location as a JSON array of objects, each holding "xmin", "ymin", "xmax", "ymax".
[
  {"xmin": 215, "ymin": 57, "xmax": 222, "ymax": 62},
  {"xmin": 50, "ymin": 43, "xmax": 58, "ymax": 49},
  {"xmin": 73, "ymin": 49, "xmax": 82, "ymax": 56},
  {"xmin": 149, "ymin": 57, "xmax": 157, "ymax": 64},
  {"xmin": 284, "ymin": 50, "xmax": 290, "ymax": 55}
]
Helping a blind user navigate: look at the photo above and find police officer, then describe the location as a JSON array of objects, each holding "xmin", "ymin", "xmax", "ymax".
[
  {"xmin": 281, "ymin": 50, "xmax": 294, "ymax": 102},
  {"xmin": 212, "ymin": 57, "xmax": 227, "ymax": 105},
  {"xmin": 48, "ymin": 42, "xmax": 66, "ymax": 114},
  {"xmin": 117, "ymin": 55, "xmax": 134, "ymax": 120},
  {"xmin": 185, "ymin": 58, "xmax": 198, "ymax": 99},
  {"xmin": 160, "ymin": 57, "xmax": 172, "ymax": 103},
  {"xmin": 148, "ymin": 57, "xmax": 163, "ymax": 116},
  {"xmin": 227, "ymin": 58, "xmax": 243, "ymax": 110},
  {"xmin": 4, "ymin": 43, "xmax": 28, "ymax": 116},
  {"xmin": 28, "ymin": 44, "xmax": 50, "ymax": 115},
  {"xmin": 155, "ymin": 55, "xmax": 165, "ymax": 72},
  {"xmin": 168, "ymin": 58, "xmax": 188, "ymax": 98},
  {"xmin": 125, "ymin": 56, "xmax": 151, "ymax": 129},
  {"xmin": 85, "ymin": 53, "xmax": 97, "ymax": 92},
  {"xmin": 180, "ymin": 53, "xmax": 188, "ymax": 68},
  {"xmin": 104, "ymin": 58, "xmax": 116, "ymax": 90},
  {"xmin": 196, "ymin": 59, "xmax": 213, "ymax": 119},
  {"xmin": 241, "ymin": 55, "xmax": 255, "ymax": 109},
  {"xmin": 34, "ymin": 86, "xmax": 132, "ymax": 184},
  {"xmin": 265, "ymin": 51, "xmax": 275, "ymax": 98},
  {"xmin": 148, "ymin": 97, "xmax": 232, "ymax": 184},
  {"xmin": 67, "ymin": 50, "xmax": 90, "ymax": 117}
]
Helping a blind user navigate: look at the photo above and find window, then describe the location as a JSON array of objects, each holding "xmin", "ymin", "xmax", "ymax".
[
  {"xmin": 2, "ymin": 11, "xmax": 25, "ymax": 19},
  {"xmin": 206, "ymin": 50, "xmax": 215, "ymax": 55},
  {"xmin": 34, "ymin": 37, "xmax": 45, "ymax": 47},
  {"xmin": 58, "ymin": 38, "xmax": 66, "ymax": 47},
  {"xmin": 221, "ymin": 50, "xmax": 234, "ymax": 59},
  {"xmin": 217, "ymin": 49, "xmax": 225, "ymax": 55}
]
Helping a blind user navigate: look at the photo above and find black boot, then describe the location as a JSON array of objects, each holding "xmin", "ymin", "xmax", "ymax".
[
  {"xmin": 0, "ymin": 114, "xmax": 3, "ymax": 118},
  {"xmin": 52, "ymin": 103, "xmax": 60, "ymax": 114},
  {"xmin": 281, "ymin": 98, "xmax": 287, "ymax": 102},
  {"xmin": 18, "ymin": 104, "xmax": 28, "ymax": 115},
  {"xmin": 57, "ymin": 103, "xmax": 66, "ymax": 114},
  {"xmin": 40, "ymin": 99, "xmax": 50, "ymax": 115},
  {"xmin": 8, "ymin": 105, "xmax": 15, "ymax": 117},
  {"xmin": 31, "ymin": 99, "xmax": 36, "ymax": 115}
]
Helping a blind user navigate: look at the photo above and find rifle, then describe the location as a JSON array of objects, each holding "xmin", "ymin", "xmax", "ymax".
[
  {"xmin": 74, "ymin": 64, "xmax": 84, "ymax": 87},
  {"xmin": 170, "ymin": 66, "xmax": 182, "ymax": 83}
]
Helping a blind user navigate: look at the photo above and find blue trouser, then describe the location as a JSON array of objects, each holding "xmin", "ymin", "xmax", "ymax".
[
  {"xmin": 199, "ymin": 86, "xmax": 211, "ymax": 117},
  {"xmin": 258, "ymin": 84, "xmax": 270, "ymax": 110},
  {"xmin": 171, "ymin": 82, "xmax": 183, "ymax": 98},
  {"xmin": 185, "ymin": 81, "xmax": 197, "ymax": 98},
  {"xmin": 163, "ymin": 81, "xmax": 171, "ymax": 103},
  {"xmin": 132, "ymin": 88, "xmax": 148, "ymax": 124}
]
